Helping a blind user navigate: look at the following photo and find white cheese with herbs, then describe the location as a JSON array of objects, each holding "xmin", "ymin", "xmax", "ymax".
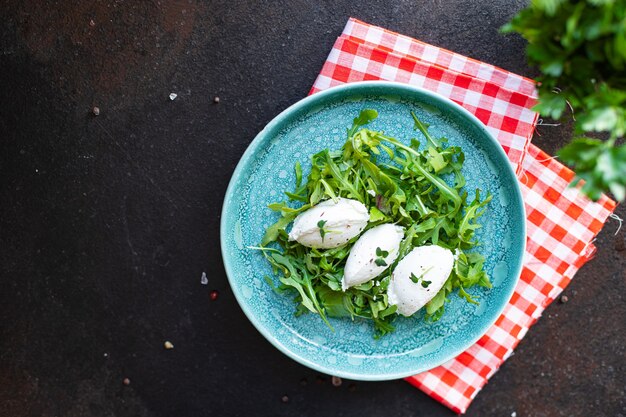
[
  {"xmin": 342, "ymin": 224, "xmax": 404, "ymax": 290},
  {"xmin": 288, "ymin": 198, "xmax": 369, "ymax": 249},
  {"xmin": 388, "ymin": 245, "xmax": 455, "ymax": 316}
]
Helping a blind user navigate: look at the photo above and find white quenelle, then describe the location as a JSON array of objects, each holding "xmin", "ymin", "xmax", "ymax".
[
  {"xmin": 342, "ymin": 224, "xmax": 404, "ymax": 290},
  {"xmin": 288, "ymin": 198, "xmax": 369, "ymax": 249},
  {"xmin": 388, "ymin": 245, "xmax": 455, "ymax": 316}
]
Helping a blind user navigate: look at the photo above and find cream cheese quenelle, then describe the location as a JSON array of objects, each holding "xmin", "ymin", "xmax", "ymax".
[
  {"xmin": 342, "ymin": 223, "xmax": 404, "ymax": 290},
  {"xmin": 388, "ymin": 245, "xmax": 455, "ymax": 316},
  {"xmin": 288, "ymin": 197, "xmax": 369, "ymax": 249}
]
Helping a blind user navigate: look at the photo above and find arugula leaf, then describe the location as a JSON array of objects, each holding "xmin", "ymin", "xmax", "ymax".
[
  {"xmin": 411, "ymin": 111, "xmax": 440, "ymax": 148},
  {"xmin": 369, "ymin": 206, "xmax": 386, "ymax": 222},
  {"xmin": 458, "ymin": 190, "xmax": 493, "ymax": 244},
  {"xmin": 262, "ymin": 214, "xmax": 296, "ymax": 245},
  {"xmin": 347, "ymin": 109, "xmax": 379, "ymax": 139},
  {"xmin": 426, "ymin": 287, "xmax": 448, "ymax": 317},
  {"xmin": 295, "ymin": 161, "xmax": 303, "ymax": 188}
]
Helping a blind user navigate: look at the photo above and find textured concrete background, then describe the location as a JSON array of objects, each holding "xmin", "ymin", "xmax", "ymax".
[{"xmin": 1, "ymin": 1, "xmax": 624, "ymax": 416}]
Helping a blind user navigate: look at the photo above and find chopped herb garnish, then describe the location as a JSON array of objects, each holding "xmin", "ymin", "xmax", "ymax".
[
  {"xmin": 374, "ymin": 258, "xmax": 388, "ymax": 267},
  {"xmin": 317, "ymin": 220, "xmax": 327, "ymax": 241},
  {"xmin": 374, "ymin": 247, "xmax": 390, "ymax": 266},
  {"xmin": 409, "ymin": 267, "xmax": 433, "ymax": 287},
  {"xmin": 375, "ymin": 247, "xmax": 389, "ymax": 257}
]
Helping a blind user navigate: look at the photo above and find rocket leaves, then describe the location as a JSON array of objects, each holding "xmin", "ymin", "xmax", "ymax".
[{"xmin": 258, "ymin": 109, "xmax": 491, "ymax": 337}]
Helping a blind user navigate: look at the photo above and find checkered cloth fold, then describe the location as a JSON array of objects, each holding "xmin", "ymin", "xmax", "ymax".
[
  {"xmin": 310, "ymin": 18, "xmax": 616, "ymax": 414},
  {"xmin": 311, "ymin": 21, "xmax": 539, "ymax": 177}
]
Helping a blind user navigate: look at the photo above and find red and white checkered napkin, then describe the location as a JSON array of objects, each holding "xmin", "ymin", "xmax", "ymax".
[
  {"xmin": 311, "ymin": 18, "xmax": 539, "ymax": 177},
  {"xmin": 310, "ymin": 18, "xmax": 617, "ymax": 414}
]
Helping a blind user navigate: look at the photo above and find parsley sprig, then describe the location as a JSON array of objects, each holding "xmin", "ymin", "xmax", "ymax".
[{"xmin": 502, "ymin": 0, "xmax": 626, "ymax": 201}]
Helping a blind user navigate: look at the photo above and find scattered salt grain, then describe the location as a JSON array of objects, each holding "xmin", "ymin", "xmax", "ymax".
[
  {"xmin": 200, "ymin": 272, "xmax": 208, "ymax": 285},
  {"xmin": 164, "ymin": 341, "xmax": 174, "ymax": 349},
  {"xmin": 511, "ymin": 412, "xmax": 517, "ymax": 417},
  {"xmin": 169, "ymin": 93, "xmax": 178, "ymax": 101}
]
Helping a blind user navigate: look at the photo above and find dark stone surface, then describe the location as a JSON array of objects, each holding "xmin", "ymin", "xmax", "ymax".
[{"xmin": 0, "ymin": 1, "xmax": 624, "ymax": 416}]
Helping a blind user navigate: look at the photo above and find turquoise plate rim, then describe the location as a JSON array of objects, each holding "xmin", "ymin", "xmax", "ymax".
[{"xmin": 220, "ymin": 81, "xmax": 526, "ymax": 380}]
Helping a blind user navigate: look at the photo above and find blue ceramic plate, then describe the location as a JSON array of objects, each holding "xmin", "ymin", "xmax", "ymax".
[{"xmin": 220, "ymin": 81, "xmax": 525, "ymax": 380}]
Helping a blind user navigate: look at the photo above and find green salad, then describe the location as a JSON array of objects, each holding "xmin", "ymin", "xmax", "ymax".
[{"xmin": 256, "ymin": 109, "xmax": 492, "ymax": 337}]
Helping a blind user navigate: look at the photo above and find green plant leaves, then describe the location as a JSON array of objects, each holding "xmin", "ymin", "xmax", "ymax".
[
  {"xmin": 558, "ymin": 138, "xmax": 626, "ymax": 201},
  {"xmin": 503, "ymin": 0, "xmax": 626, "ymax": 200}
]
